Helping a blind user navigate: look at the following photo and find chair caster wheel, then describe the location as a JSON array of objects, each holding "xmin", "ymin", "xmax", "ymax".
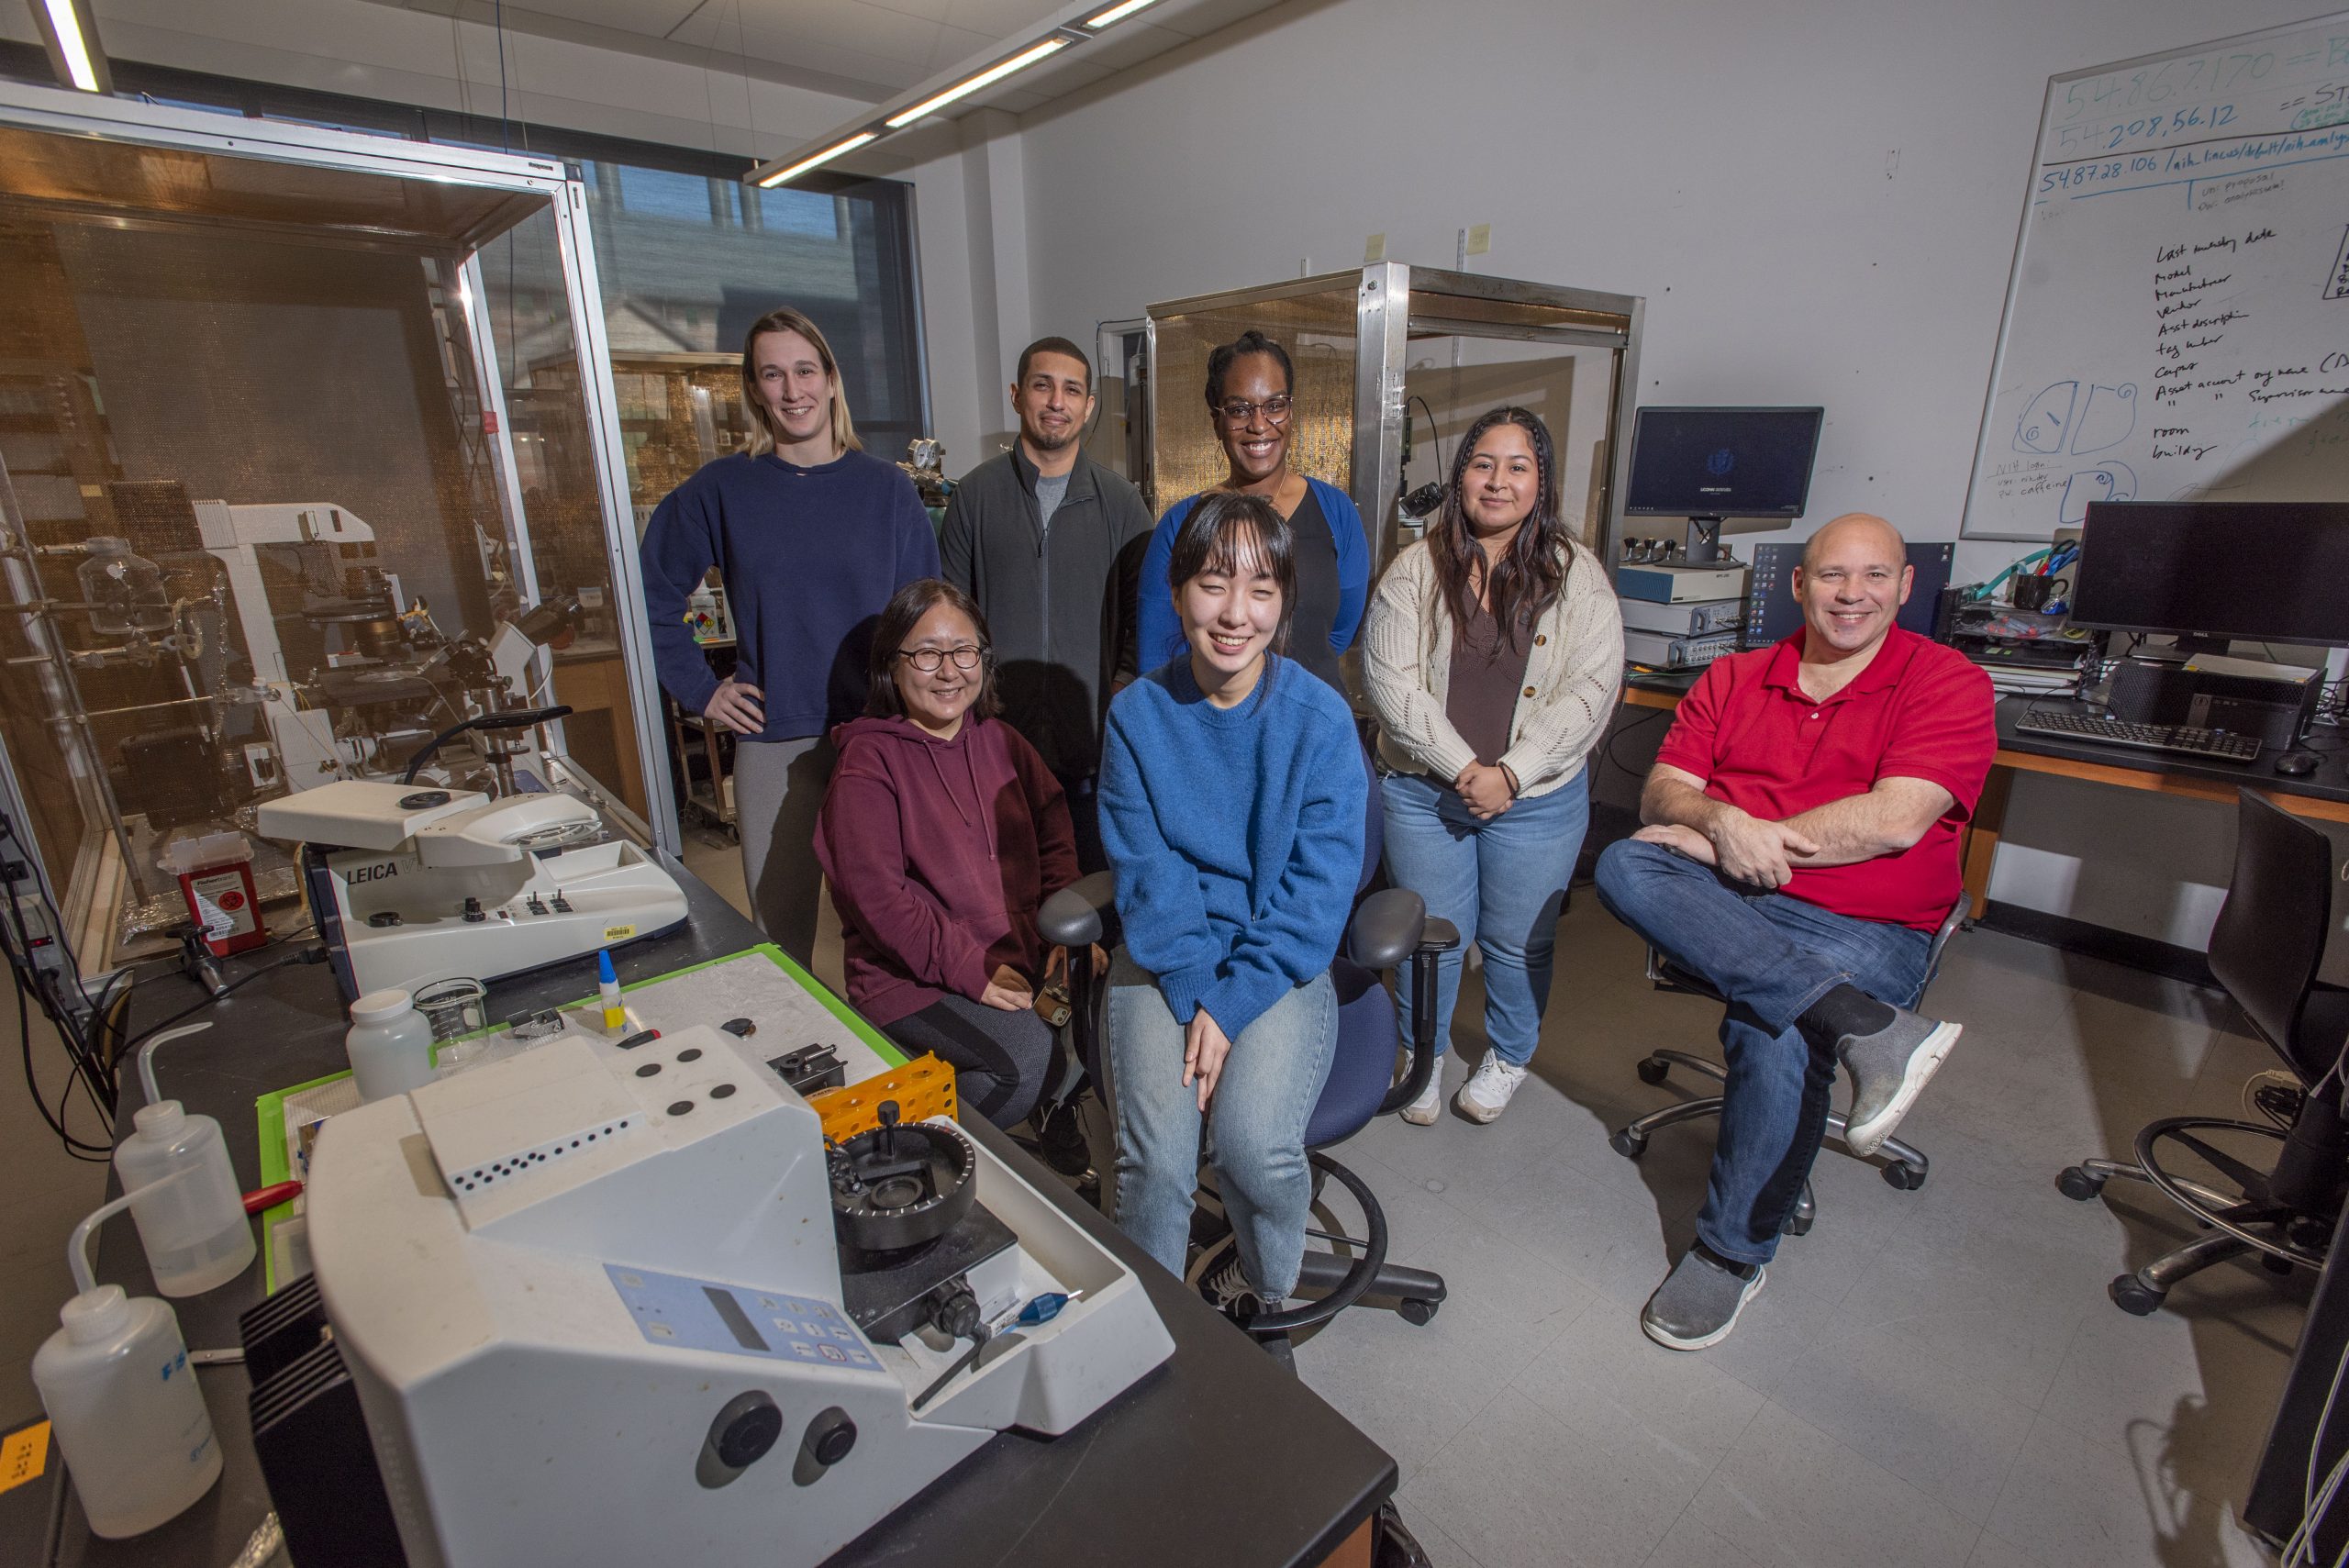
[
  {"xmin": 1397, "ymin": 1297, "xmax": 1440, "ymax": 1326},
  {"xmin": 1635, "ymin": 1057, "xmax": 1670, "ymax": 1086},
  {"xmin": 1610, "ymin": 1128, "xmax": 1647, "ymax": 1160},
  {"xmin": 2056, "ymin": 1166, "xmax": 2105, "ymax": 1202},
  {"xmin": 2110, "ymin": 1274, "xmax": 2164, "ymax": 1316},
  {"xmin": 1882, "ymin": 1162, "xmax": 1926, "ymax": 1191},
  {"xmin": 2264, "ymin": 1253, "xmax": 2296, "ymax": 1276},
  {"xmin": 1783, "ymin": 1211, "xmax": 1814, "ymax": 1237}
]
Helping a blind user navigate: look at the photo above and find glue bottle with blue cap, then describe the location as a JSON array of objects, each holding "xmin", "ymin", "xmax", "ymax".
[{"xmin": 597, "ymin": 950, "xmax": 625, "ymax": 1030}]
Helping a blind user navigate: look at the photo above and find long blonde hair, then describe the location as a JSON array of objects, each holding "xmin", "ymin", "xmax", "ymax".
[{"xmin": 739, "ymin": 306, "xmax": 861, "ymax": 457}]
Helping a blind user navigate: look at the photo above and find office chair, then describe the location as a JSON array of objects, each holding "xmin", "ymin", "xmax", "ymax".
[
  {"xmin": 1038, "ymin": 766, "xmax": 1453, "ymax": 1340},
  {"xmin": 2058, "ymin": 788, "xmax": 2349, "ymax": 1316},
  {"xmin": 1608, "ymin": 895, "xmax": 1967, "ymax": 1232}
]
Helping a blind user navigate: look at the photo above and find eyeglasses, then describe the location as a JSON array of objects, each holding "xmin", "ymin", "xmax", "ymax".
[
  {"xmin": 896, "ymin": 645, "xmax": 984, "ymax": 673},
  {"xmin": 1216, "ymin": 394, "xmax": 1293, "ymax": 424}
]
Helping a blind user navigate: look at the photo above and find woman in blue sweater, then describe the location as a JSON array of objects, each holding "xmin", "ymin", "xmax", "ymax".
[
  {"xmin": 639, "ymin": 306, "xmax": 939, "ymax": 966},
  {"xmin": 1098, "ymin": 492, "xmax": 1367, "ymax": 1312},
  {"xmin": 1133, "ymin": 330, "xmax": 1369, "ymax": 695}
]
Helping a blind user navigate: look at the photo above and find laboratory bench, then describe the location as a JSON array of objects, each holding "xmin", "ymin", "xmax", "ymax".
[{"xmin": 19, "ymin": 852, "xmax": 1393, "ymax": 1568}]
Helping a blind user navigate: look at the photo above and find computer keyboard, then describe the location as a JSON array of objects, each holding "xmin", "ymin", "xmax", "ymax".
[{"xmin": 2014, "ymin": 709, "xmax": 2261, "ymax": 762}]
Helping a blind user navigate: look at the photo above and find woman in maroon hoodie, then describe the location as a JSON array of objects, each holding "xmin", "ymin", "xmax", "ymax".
[{"xmin": 816, "ymin": 579, "xmax": 1079, "ymax": 1127}]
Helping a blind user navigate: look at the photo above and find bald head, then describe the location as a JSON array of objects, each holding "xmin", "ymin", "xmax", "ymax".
[{"xmin": 1800, "ymin": 513, "xmax": 1905, "ymax": 573}]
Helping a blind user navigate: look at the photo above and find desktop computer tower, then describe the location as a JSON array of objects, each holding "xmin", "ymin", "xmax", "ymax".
[{"xmin": 2109, "ymin": 659, "xmax": 2321, "ymax": 747}]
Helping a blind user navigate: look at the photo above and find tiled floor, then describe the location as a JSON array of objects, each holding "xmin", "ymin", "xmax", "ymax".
[
  {"xmin": 0, "ymin": 846, "xmax": 2310, "ymax": 1566},
  {"xmin": 1296, "ymin": 895, "xmax": 2305, "ymax": 1568}
]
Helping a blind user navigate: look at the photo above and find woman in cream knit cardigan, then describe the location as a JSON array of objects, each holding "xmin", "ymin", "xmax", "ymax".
[{"xmin": 1363, "ymin": 406, "xmax": 1623, "ymax": 1125}]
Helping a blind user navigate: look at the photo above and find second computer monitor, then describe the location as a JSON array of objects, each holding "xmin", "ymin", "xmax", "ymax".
[
  {"xmin": 1744, "ymin": 541, "xmax": 1954, "ymax": 648},
  {"xmin": 2071, "ymin": 502, "xmax": 2349, "ymax": 651}
]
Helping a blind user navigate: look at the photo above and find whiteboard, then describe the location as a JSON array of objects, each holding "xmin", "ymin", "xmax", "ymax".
[{"xmin": 1962, "ymin": 13, "xmax": 2349, "ymax": 539}]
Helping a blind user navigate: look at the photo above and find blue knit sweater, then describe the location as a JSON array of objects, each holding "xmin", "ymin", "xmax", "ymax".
[
  {"xmin": 639, "ymin": 450, "xmax": 938, "ymax": 740},
  {"xmin": 1098, "ymin": 654, "xmax": 1367, "ymax": 1039}
]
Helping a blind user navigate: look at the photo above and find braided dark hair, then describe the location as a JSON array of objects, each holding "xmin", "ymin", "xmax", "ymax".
[{"xmin": 1429, "ymin": 406, "xmax": 1569, "ymax": 656}]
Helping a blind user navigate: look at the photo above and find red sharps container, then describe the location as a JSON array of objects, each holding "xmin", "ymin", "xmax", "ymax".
[{"xmin": 157, "ymin": 833, "xmax": 267, "ymax": 957}]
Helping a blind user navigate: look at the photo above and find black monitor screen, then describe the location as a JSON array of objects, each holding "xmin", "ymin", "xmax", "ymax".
[
  {"xmin": 1623, "ymin": 406, "xmax": 1824, "ymax": 517},
  {"xmin": 2071, "ymin": 503, "xmax": 2349, "ymax": 647}
]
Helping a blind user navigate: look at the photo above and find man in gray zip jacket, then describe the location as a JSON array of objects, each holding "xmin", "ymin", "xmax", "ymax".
[{"xmin": 941, "ymin": 336, "xmax": 1153, "ymax": 870}]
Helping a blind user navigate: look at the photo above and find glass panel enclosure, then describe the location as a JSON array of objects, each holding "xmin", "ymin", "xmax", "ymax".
[{"xmin": 0, "ymin": 87, "xmax": 661, "ymax": 968}]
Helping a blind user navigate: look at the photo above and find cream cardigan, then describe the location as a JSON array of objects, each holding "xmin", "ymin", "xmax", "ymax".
[{"xmin": 1362, "ymin": 536, "xmax": 1624, "ymax": 799}]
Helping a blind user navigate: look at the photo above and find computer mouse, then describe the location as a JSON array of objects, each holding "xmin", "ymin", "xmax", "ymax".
[{"xmin": 2275, "ymin": 751, "xmax": 2320, "ymax": 777}]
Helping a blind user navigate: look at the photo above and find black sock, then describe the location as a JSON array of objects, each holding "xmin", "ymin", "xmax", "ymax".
[
  {"xmin": 1694, "ymin": 1241, "xmax": 1760, "ymax": 1281},
  {"xmin": 1796, "ymin": 984, "xmax": 1897, "ymax": 1051}
]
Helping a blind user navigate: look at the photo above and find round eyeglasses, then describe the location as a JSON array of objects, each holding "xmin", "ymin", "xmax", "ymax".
[
  {"xmin": 1217, "ymin": 394, "xmax": 1294, "ymax": 424},
  {"xmin": 896, "ymin": 645, "xmax": 985, "ymax": 673}
]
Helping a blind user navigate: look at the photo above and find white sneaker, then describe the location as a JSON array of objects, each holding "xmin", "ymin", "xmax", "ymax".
[
  {"xmin": 1400, "ymin": 1062, "xmax": 1444, "ymax": 1126},
  {"xmin": 1455, "ymin": 1054, "xmax": 1531, "ymax": 1124}
]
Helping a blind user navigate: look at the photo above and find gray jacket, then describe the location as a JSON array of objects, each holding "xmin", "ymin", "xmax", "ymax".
[{"xmin": 940, "ymin": 443, "xmax": 1153, "ymax": 776}]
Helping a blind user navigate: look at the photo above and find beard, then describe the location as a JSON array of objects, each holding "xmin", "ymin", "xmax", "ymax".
[{"xmin": 1024, "ymin": 417, "xmax": 1077, "ymax": 452}]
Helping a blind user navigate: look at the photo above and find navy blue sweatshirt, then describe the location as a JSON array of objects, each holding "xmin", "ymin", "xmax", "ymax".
[{"xmin": 639, "ymin": 450, "xmax": 940, "ymax": 740}]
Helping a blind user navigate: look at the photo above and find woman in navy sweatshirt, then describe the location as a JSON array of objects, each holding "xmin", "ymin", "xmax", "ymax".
[
  {"xmin": 640, "ymin": 306, "xmax": 939, "ymax": 967},
  {"xmin": 1099, "ymin": 493, "xmax": 1367, "ymax": 1313},
  {"xmin": 815, "ymin": 580, "xmax": 1077, "ymax": 1129}
]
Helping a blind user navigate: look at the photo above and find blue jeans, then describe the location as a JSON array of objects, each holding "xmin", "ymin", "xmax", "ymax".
[
  {"xmin": 1107, "ymin": 951, "xmax": 1338, "ymax": 1297},
  {"xmin": 1380, "ymin": 769, "xmax": 1590, "ymax": 1065},
  {"xmin": 1593, "ymin": 839, "xmax": 1931, "ymax": 1266}
]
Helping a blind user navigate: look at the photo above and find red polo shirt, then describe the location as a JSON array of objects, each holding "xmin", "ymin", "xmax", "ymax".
[{"xmin": 1654, "ymin": 627, "xmax": 1996, "ymax": 929}]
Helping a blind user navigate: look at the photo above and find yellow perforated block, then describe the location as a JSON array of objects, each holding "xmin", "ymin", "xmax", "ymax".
[{"xmin": 808, "ymin": 1054, "xmax": 957, "ymax": 1142}]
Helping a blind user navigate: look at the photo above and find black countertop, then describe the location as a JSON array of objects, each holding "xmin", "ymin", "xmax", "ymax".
[
  {"xmin": 1994, "ymin": 695, "xmax": 2349, "ymax": 803},
  {"xmin": 36, "ymin": 851, "xmax": 1393, "ymax": 1566}
]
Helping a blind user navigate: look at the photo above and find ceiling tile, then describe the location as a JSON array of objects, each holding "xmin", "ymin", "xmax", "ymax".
[
  {"xmin": 940, "ymin": 0, "xmax": 1075, "ymax": 34},
  {"xmin": 497, "ymin": 0, "xmax": 706, "ymax": 35}
]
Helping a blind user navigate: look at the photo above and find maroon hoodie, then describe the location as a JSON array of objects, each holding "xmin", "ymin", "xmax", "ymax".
[{"xmin": 815, "ymin": 714, "xmax": 1079, "ymax": 1027}]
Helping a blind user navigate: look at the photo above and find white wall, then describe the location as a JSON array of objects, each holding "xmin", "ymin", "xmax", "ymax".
[{"xmin": 1006, "ymin": 0, "xmax": 2329, "ymax": 951}]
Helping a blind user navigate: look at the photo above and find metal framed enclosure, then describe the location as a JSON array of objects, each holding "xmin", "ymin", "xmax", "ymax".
[{"xmin": 0, "ymin": 80, "xmax": 677, "ymax": 973}]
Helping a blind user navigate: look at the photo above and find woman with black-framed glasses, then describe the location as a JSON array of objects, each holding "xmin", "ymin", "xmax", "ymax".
[
  {"xmin": 815, "ymin": 579, "xmax": 1078, "ymax": 1127},
  {"xmin": 1131, "ymin": 329, "xmax": 1370, "ymax": 695}
]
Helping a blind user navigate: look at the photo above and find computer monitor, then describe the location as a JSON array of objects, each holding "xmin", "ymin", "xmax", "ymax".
[
  {"xmin": 2071, "ymin": 503, "xmax": 2349, "ymax": 651},
  {"xmin": 1623, "ymin": 406, "xmax": 1825, "ymax": 563},
  {"xmin": 1743, "ymin": 541, "xmax": 1954, "ymax": 647}
]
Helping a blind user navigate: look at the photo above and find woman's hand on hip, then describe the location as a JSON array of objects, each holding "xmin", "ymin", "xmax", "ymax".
[
  {"xmin": 1184, "ymin": 1008, "xmax": 1234, "ymax": 1111},
  {"xmin": 705, "ymin": 677, "xmax": 764, "ymax": 735}
]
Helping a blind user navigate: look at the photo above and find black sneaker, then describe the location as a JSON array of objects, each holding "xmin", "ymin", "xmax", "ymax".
[
  {"xmin": 1201, "ymin": 1255, "xmax": 1264, "ymax": 1320},
  {"xmin": 1641, "ymin": 1246, "xmax": 1765, "ymax": 1351},
  {"xmin": 1837, "ymin": 1010, "xmax": 1963, "ymax": 1157}
]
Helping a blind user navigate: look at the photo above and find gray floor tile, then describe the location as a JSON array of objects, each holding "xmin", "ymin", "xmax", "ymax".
[
  {"xmin": 1687, "ymin": 1400, "xmax": 1976, "ymax": 1568},
  {"xmin": 1963, "ymin": 1528, "xmax": 2046, "ymax": 1567},
  {"xmin": 1769, "ymin": 1319, "xmax": 2037, "ymax": 1524},
  {"xmin": 1511, "ymin": 1292, "xmax": 1765, "ymax": 1494},
  {"xmin": 1400, "ymin": 1387, "xmax": 1698, "ymax": 1568},
  {"xmin": 1414, "ymin": 1514, "xmax": 1490, "ymax": 1568},
  {"xmin": 1641, "ymin": 1509, "xmax": 1769, "ymax": 1568},
  {"xmin": 1295, "ymin": 1282, "xmax": 1567, "ymax": 1485},
  {"xmin": 1985, "ymin": 1412, "xmax": 2275, "ymax": 1568}
]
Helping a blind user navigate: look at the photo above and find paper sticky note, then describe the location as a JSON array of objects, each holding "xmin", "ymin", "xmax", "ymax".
[{"xmin": 0, "ymin": 1421, "xmax": 50, "ymax": 1496}]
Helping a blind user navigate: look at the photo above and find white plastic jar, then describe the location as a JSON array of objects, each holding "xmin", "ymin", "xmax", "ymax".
[
  {"xmin": 113, "ymin": 1101, "xmax": 255, "ymax": 1297},
  {"xmin": 32, "ymin": 1284, "xmax": 221, "ymax": 1537},
  {"xmin": 346, "ymin": 988, "xmax": 439, "ymax": 1102}
]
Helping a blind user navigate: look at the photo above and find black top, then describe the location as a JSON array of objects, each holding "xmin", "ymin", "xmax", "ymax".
[
  {"xmin": 32, "ymin": 855, "xmax": 1392, "ymax": 1567},
  {"xmin": 1285, "ymin": 485, "xmax": 1344, "ymax": 694},
  {"xmin": 1446, "ymin": 602, "xmax": 1534, "ymax": 767}
]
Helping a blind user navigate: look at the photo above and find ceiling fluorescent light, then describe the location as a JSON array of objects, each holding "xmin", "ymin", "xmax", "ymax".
[
  {"xmin": 1084, "ymin": 0, "xmax": 1164, "ymax": 26},
  {"xmin": 756, "ymin": 131, "xmax": 879, "ymax": 188},
  {"xmin": 884, "ymin": 36, "xmax": 1070, "ymax": 128},
  {"xmin": 36, "ymin": 0, "xmax": 108, "ymax": 93}
]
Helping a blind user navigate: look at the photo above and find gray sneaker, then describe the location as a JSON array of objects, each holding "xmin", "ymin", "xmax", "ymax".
[
  {"xmin": 1837, "ymin": 1010, "xmax": 1963, "ymax": 1158},
  {"xmin": 1641, "ymin": 1247, "xmax": 1765, "ymax": 1351}
]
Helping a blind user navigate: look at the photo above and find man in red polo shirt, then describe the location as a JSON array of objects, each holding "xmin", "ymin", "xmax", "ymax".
[{"xmin": 1595, "ymin": 513, "xmax": 1995, "ymax": 1350}]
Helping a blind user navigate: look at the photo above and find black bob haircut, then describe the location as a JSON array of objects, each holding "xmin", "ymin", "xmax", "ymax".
[
  {"xmin": 1017, "ymin": 336, "xmax": 1093, "ymax": 392},
  {"xmin": 1165, "ymin": 491, "xmax": 1296, "ymax": 657},
  {"xmin": 1203, "ymin": 328, "xmax": 1294, "ymax": 412},
  {"xmin": 863, "ymin": 577, "xmax": 1002, "ymax": 721}
]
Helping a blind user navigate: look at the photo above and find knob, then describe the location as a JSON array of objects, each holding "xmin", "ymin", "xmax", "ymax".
[
  {"xmin": 802, "ymin": 1407, "xmax": 857, "ymax": 1469},
  {"xmin": 366, "ymin": 911, "xmax": 402, "ymax": 928},
  {"xmin": 695, "ymin": 1391, "xmax": 782, "ymax": 1490},
  {"xmin": 462, "ymin": 896, "xmax": 485, "ymax": 923}
]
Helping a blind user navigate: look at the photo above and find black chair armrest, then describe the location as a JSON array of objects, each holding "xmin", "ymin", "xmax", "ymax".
[
  {"xmin": 1040, "ymin": 870, "xmax": 1118, "ymax": 949},
  {"xmin": 1347, "ymin": 888, "xmax": 1427, "ymax": 971}
]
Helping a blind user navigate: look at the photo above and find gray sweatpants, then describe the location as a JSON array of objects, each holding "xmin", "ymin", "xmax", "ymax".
[{"xmin": 733, "ymin": 734, "xmax": 834, "ymax": 968}]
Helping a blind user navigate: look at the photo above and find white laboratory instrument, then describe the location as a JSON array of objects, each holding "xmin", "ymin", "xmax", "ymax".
[
  {"xmin": 256, "ymin": 779, "xmax": 687, "ymax": 1000},
  {"xmin": 299, "ymin": 1027, "xmax": 1174, "ymax": 1567}
]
